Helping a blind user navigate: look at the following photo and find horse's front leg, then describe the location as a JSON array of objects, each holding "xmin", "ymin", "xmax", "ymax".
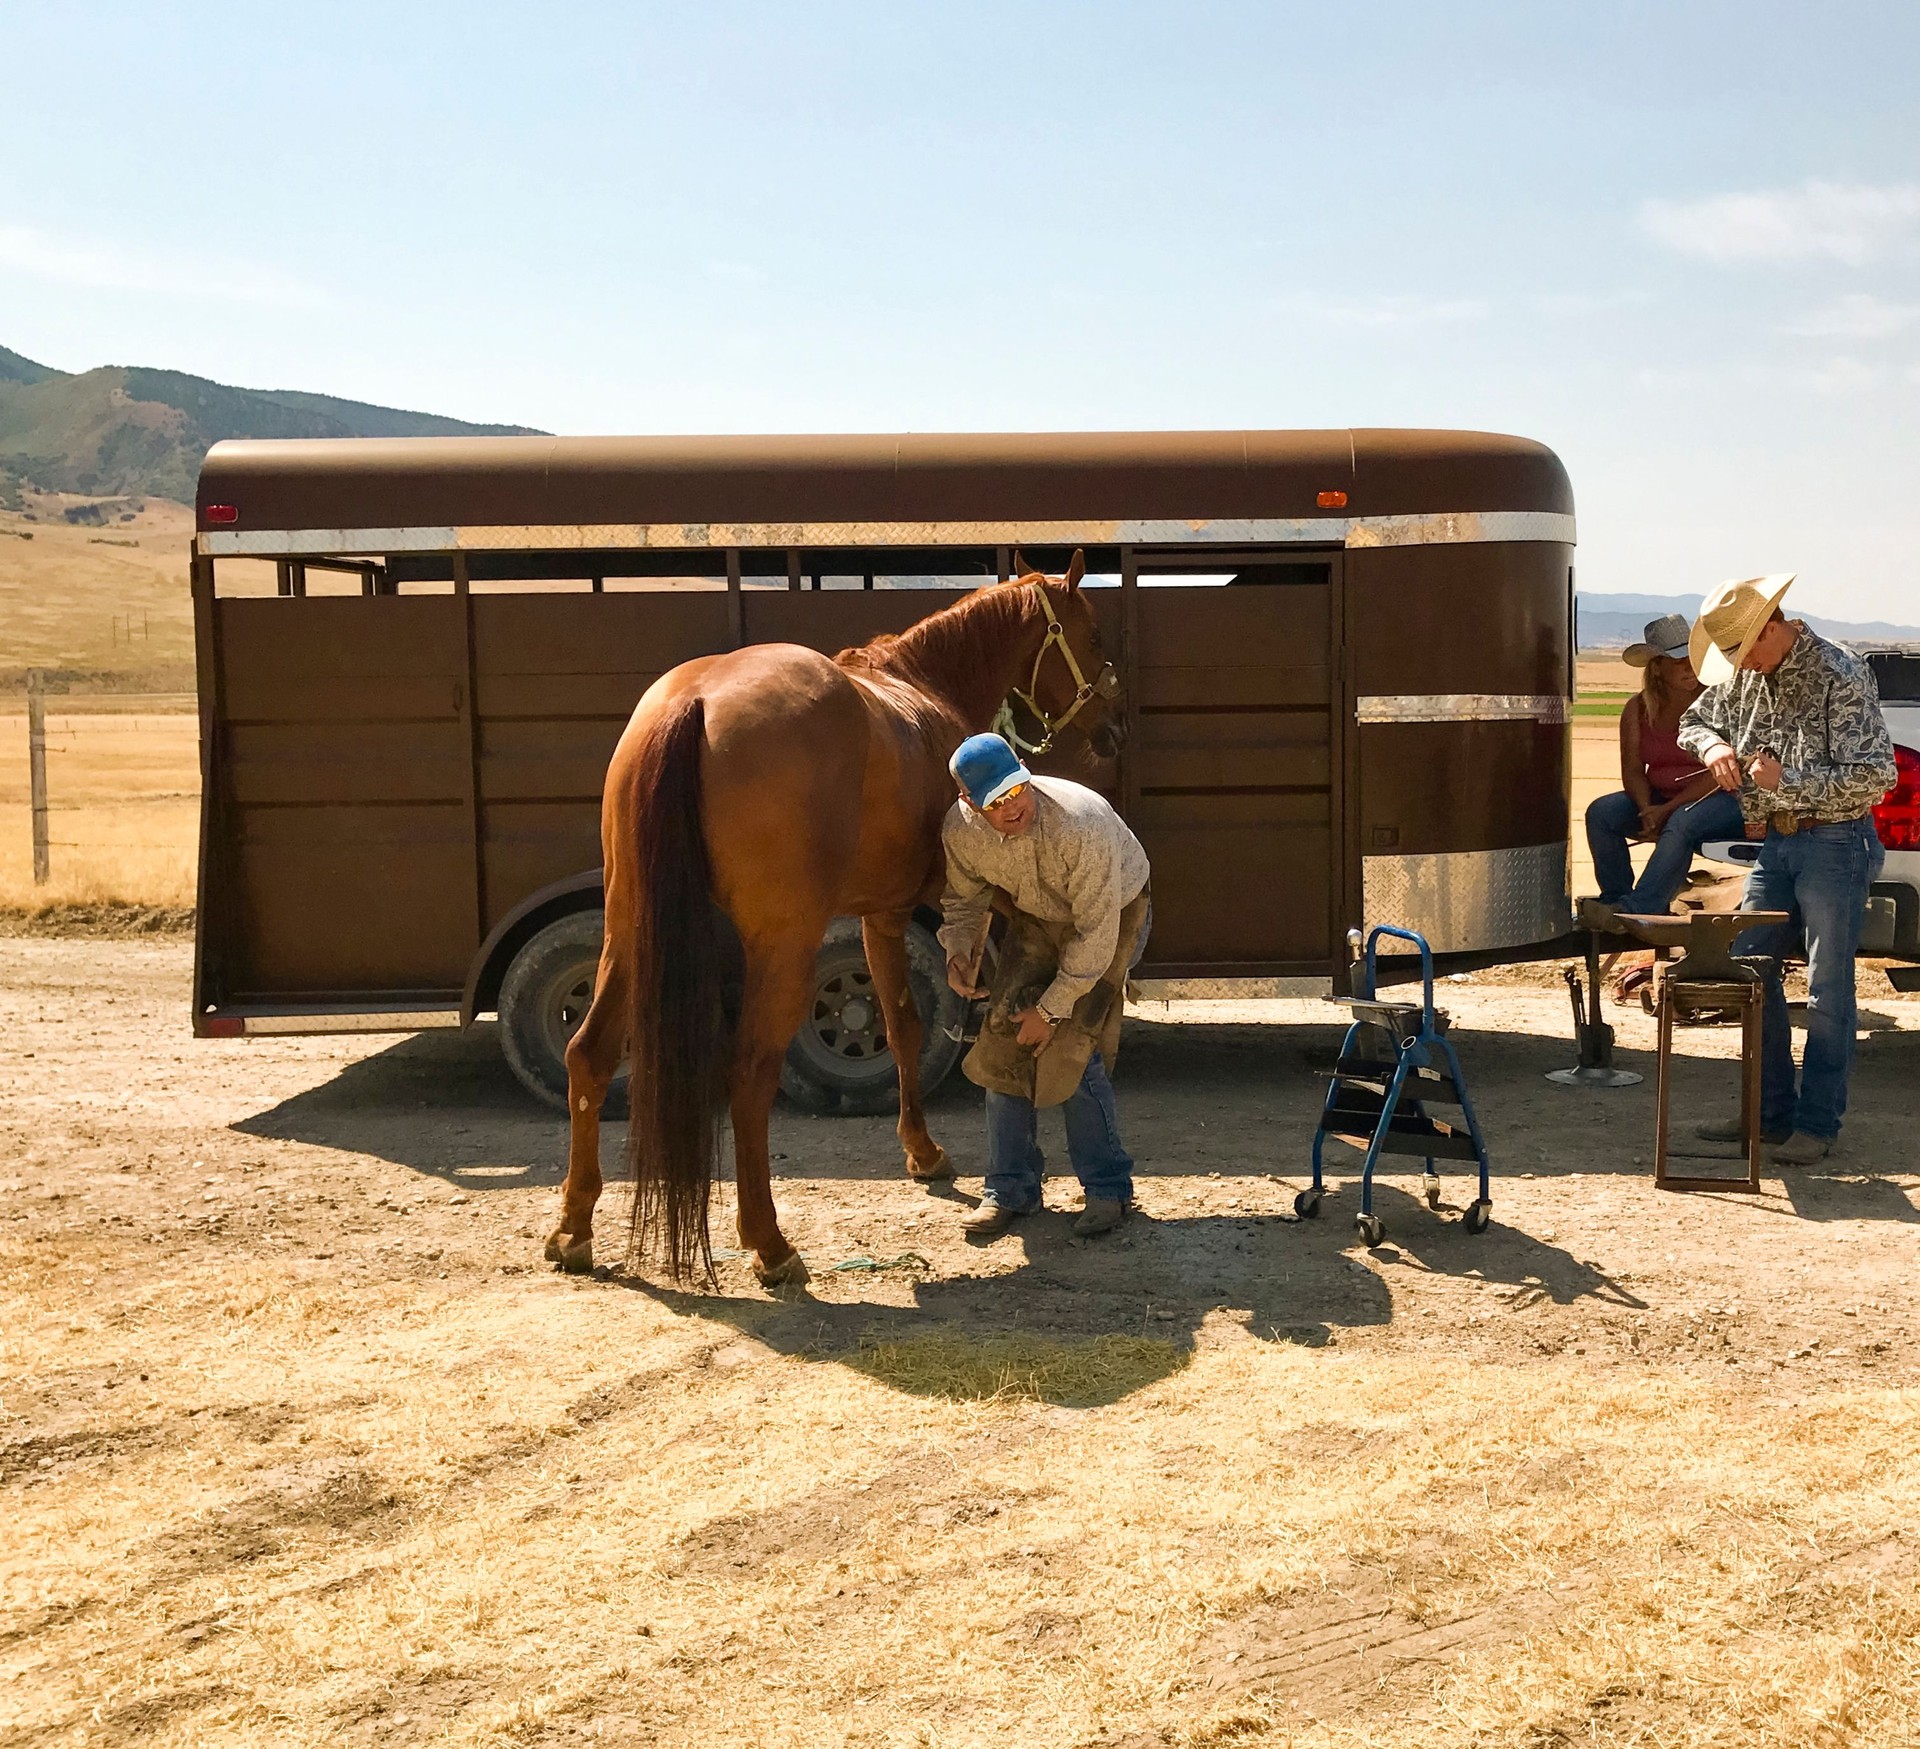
[
  {"xmin": 544, "ymin": 940, "xmax": 626, "ymax": 1274},
  {"xmin": 731, "ymin": 936, "xmax": 817, "ymax": 1287},
  {"xmin": 863, "ymin": 912, "xmax": 951, "ymax": 1182}
]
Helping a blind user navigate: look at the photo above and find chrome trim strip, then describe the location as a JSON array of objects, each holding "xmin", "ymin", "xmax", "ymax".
[
  {"xmin": 240, "ymin": 1010, "xmax": 462, "ymax": 1035},
  {"xmin": 1358, "ymin": 694, "xmax": 1571, "ymax": 725},
  {"xmin": 199, "ymin": 509, "xmax": 1577, "ymax": 558},
  {"xmin": 1362, "ymin": 842, "xmax": 1570, "ymax": 954}
]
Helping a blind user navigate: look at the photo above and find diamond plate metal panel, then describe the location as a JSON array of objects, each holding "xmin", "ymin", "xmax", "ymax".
[{"xmin": 1362, "ymin": 841, "xmax": 1570, "ymax": 953}]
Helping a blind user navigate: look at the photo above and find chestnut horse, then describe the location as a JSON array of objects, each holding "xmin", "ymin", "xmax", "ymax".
[{"xmin": 543, "ymin": 556, "xmax": 1120, "ymax": 1285}]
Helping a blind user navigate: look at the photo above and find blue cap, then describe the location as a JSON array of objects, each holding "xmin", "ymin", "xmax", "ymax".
[{"xmin": 950, "ymin": 733, "xmax": 1030, "ymax": 809}]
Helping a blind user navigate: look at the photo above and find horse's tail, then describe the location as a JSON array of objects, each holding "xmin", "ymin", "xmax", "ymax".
[{"xmin": 621, "ymin": 694, "xmax": 728, "ymax": 1281}]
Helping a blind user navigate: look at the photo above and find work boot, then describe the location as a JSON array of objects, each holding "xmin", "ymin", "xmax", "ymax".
[
  {"xmin": 1694, "ymin": 1117, "xmax": 1789, "ymax": 1145},
  {"xmin": 961, "ymin": 1197, "xmax": 1036, "ymax": 1237},
  {"xmin": 1072, "ymin": 1196, "xmax": 1130, "ymax": 1237},
  {"xmin": 1578, "ymin": 897, "xmax": 1624, "ymax": 933},
  {"xmin": 1770, "ymin": 1132, "xmax": 1833, "ymax": 1167}
]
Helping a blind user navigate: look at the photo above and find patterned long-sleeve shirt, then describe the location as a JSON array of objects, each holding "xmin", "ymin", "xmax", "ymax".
[
  {"xmin": 1677, "ymin": 624, "xmax": 1896, "ymax": 829},
  {"xmin": 938, "ymin": 776, "xmax": 1151, "ymax": 1021}
]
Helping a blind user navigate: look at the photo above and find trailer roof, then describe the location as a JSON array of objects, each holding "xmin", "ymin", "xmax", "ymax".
[{"xmin": 195, "ymin": 429, "xmax": 1572, "ymax": 540}]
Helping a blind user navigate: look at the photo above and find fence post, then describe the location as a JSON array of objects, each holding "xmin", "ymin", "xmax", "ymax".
[{"xmin": 27, "ymin": 667, "xmax": 49, "ymax": 885}]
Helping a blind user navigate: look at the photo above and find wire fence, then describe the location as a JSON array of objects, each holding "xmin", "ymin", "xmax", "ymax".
[{"xmin": 6, "ymin": 675, "xmax": 199, "ymax": 905}]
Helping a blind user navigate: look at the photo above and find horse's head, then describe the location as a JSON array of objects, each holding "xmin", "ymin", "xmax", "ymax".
[{"xmin": 1010, "ymin": 549, "xmax": 1125, "ymax": 760}]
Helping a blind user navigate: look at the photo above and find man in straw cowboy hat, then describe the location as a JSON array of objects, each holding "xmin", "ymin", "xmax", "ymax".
[
  {"xmin": 939, "ymin": 732, "xmax": 1151, "ymax": 1238},
  {"xmin": 1678, "ymin": 575, "xmax": 1896, "ymax": 1165}
]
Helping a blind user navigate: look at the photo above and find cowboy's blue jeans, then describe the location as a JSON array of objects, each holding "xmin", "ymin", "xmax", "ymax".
[
  {"xmin": 1585, "ymin": 788, "xmax": 1744, "ymax": 911},
  {"xmin": 1734, "ymin": 819, "xmax": 1884, "ymax": 1141},
  {"xmin": 983, "ymin": 1053, "xmax": 1134, "ymax": 1209}
]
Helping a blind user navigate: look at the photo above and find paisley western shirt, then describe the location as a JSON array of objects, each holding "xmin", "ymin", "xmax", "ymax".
[
  {"xmin": 1677, "ymin": 624, "xmax": 1897, "ymax": 830},
  {"xmin": 938, "ymin": 776, "xmax": 1151, "ymax": 1022}
]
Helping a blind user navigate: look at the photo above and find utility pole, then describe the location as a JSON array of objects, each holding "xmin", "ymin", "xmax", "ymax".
[{"xmin": 27, "ymin": 668, "xmax": 49, "ymax": 884}]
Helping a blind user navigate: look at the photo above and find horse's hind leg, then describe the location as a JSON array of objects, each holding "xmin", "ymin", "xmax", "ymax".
[
  {"xmin": 863, "ymin": 912, "xmax": 950, "ymax": 1182},
  {"xmin": 730, "ymin": 934, "xmax": 819, "ymax": 1287},
  {"xmin": 544, "ymin": 939, "xmax": 626, "ymax": 1275}
]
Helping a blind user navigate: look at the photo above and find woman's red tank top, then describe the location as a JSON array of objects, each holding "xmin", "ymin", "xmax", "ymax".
[{"xmin": 1638, "ymin": 699, "xmax": 1707, "ymax": 800}]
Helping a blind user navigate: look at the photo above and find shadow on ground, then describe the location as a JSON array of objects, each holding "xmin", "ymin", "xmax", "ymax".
[
  {"xmin": 585, "ymin": 1175, "xmax": 1642, "ymax": 1405},
  {"xmin": 231, "ymin": 1009, "xmax": 1919, "ymax": 1209}
]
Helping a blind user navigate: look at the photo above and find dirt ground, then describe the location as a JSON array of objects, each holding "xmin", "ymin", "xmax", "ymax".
[{"xmin": 5, "ymin": 935, "xmax": 1919, "ymax": 1748}]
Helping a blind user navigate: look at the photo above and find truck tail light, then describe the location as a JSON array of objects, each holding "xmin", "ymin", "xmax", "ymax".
[
  {"xmin": 203, "ymin": 504, "xmax": 239, "ymax": 526},
  {"xmin": 1873, "ymin": 744, "xmax": 1920, "ymax": 851}
]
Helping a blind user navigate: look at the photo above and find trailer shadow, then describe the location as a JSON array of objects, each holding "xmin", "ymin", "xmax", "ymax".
[{"xmin": 229, "ymin": 1008, "xmax": 1918, "ymax": 1209}]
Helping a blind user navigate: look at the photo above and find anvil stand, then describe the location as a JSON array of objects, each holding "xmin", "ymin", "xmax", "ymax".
[
  {"xmin": 1545, "ymin": 928, "xmax": 1642, "ymax": 1089},
  {"xmin": 1612, "ymin": 908, "xmax": 1788, "ymax": 1194}
]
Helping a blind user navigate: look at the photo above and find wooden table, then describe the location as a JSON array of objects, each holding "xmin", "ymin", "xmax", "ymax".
[{"xmin": 1613, "ymin": 909, "xmax": 1789, "ymax": 1192}]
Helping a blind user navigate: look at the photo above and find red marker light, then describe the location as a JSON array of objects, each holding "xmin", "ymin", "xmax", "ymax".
[
  {"xmin": 203, "ymin": 1016, "xmax": 245, "ymax": 1037},
  {"xmin": 204, "ymin": 504, "xmax": 239, "ymax": 526},
  {"xmin": 1873, "ymin": 745, "xmax": 1920, "ymax": 851},
  {"xmin": 1316, "ymin": 490, "xmax": 1349, "ymax": 509}
]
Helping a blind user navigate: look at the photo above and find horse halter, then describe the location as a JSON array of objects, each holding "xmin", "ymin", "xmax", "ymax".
[{"xmin": 1002, "ymin": 584, "xmax": 1120, "ymax": 758}]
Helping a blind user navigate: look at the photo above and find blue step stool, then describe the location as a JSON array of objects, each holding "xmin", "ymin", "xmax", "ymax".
[{"xmin": 1298, "ymin": 925, "xmax": 1493, "ymax": 1246}]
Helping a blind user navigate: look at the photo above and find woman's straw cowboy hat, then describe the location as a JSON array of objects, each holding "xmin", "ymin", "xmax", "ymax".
[
  {"xmin": 1621, "ymin": 613, "xmax": 1693, "ymax": 668},
  {"xmin": 1688, "ymin": 574, "xmax": 1796, "ymax": 686}
]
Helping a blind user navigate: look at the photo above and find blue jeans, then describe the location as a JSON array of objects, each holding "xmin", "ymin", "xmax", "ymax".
[
  {"xmin": 984, "ymin": 1053, "xmax": 1134, "ymax": 1209},
  {"xmin": 1586, "ymin": 787, "xmax": 1745, "ymax": 911},
  {"xmin": 1735, "ymin": 819, "xmax": 1884, "ymax": 1141}
]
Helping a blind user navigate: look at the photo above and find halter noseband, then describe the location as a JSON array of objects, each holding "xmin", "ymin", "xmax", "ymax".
[{"xmin": 1001, "ymin": 584, "xmax": 1120, "ymax": 758}]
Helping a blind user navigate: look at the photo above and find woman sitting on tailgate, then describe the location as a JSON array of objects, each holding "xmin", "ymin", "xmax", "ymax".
[{"xmin": 1582, "ymin": 613, "xmax": 1744, "ymax": 928}]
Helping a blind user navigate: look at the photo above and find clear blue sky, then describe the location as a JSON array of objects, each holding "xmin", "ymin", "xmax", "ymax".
[{"xmin": 4, "ymin": 2, "xmax": 1918, "ymax": 621}]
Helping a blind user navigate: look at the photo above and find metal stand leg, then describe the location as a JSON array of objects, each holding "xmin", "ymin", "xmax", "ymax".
[{"xmin": 1547, "ymin": 930, "xmax": 1644, "ymax": 1089}]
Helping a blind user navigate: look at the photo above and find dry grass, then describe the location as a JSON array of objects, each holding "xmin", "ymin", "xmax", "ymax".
[
  {"xmin": 0, "ymin": 705, "xmax": 198, "ymax": 908},
  {"xmin": 6, "ymin": 941, "xmax": 1920, "ymax": 1746},
  {"xmin": 0, "ymin": 498, "xmax": 196, "ymax": 675},
  {"xmin": 9, "ymin": 1268, "xmax": 1919, "ymax": 1747}
]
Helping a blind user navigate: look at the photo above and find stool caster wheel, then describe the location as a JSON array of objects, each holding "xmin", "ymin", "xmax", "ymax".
[
  {"xmin": 1355, "ymin": 1213, "xmax": 1385, "ymax": 1247},
  {"xmin": 1294, "ymin": 1188, "xmax": 1323, "ymax": 1220},
  {"xmin": 1463, "ymin": 1199, "xmax": 1492, "ymax": 1234},
  {"xmin": 1423, "ymin": 1174, "xmax": 1442, "ymax": 1211}
]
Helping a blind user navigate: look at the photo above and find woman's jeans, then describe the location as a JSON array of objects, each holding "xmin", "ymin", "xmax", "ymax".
[
  {"xmin": 1585, "ymin": 788, "xmax": 1744, "ymax": 912},
  {"xmin": 1735, "ymin": 818, "xmax": 1884, "ymax": 1141},
  {"xmin": 983, "ymin": 1054, "xmax": 1134, "ymax": 1209}
]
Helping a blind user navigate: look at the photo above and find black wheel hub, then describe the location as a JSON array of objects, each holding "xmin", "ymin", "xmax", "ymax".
[{"xmin": 809, "ymin": 967, "xmax": 890, "ymax": 1063}]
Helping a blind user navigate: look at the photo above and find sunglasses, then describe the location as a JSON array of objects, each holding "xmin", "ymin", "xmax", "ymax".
[{"xmin": 982, "ymin": 781, "xmax": 1031, "ymax": 813}]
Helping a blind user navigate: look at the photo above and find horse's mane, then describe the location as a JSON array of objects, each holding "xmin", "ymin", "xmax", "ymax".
[{"xmin": 833, "ymin": 579, "xmax": 1033, "ymax": 698}]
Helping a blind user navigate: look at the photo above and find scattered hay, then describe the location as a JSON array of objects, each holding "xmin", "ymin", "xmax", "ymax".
[
  {"xmin": 0, "ymin": 900, "xmax": 194, "ymax": 936},
  {"xmin": 848, "ymin": 1328, "xmax": 1189, "ymax": 1406}
]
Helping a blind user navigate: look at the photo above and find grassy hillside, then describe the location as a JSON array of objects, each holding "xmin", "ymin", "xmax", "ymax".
[
  {"xmin": 0, "ymin": 494, "xmax": 196, "ymax": 682},
  {"xmin": 0, "ymin": 344, "xmax": 542, "ymax": 504}
]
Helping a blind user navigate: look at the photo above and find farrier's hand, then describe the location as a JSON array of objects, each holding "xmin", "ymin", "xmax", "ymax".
[
  {"xmin": 1704, "ymin": 742, "xmax": 1742, "ymax": 793},
  {"xmin": 1014, "ymin": 1007, "xmax": 1057, "ymax": 1050},
  {"xmin": 1747, "ymin": 750, "xmax": 1784, "ymax": 791},
  {"xmin": 947, "ymin": 957, "xmax": 987, "ymax": 999}
]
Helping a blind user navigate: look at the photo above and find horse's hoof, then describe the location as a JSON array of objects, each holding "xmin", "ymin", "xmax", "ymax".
[
  {"xmin": 906, "ymin": 1146, "xmax": 954, "ymax": 1183},
  {"xmin": 544, "ymin": 1230, "xmax": 593, "ymax": 1275},
  {"xmin": 752, "ymin": 1249, "xmax": 810, "ymax": 1288}
]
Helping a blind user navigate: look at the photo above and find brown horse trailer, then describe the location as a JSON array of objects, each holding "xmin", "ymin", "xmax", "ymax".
[{"xmin": 188, "ymin": 429, "xmax": 1578, "ymax": 1110}]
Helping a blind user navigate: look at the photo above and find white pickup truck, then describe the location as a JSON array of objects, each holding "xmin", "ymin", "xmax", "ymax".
[{"xmin": 1700, "ymin": 644, "xmax": 1920, "ymax": 991}]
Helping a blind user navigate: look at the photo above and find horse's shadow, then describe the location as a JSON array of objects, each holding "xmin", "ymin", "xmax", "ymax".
[{"xmin": 584, "ymin": 1179, "xmax": 1640, "ymax": 1406}]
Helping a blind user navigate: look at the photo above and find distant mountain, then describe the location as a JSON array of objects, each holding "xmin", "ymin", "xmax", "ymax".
[
  {"xmin": 1579, "ymin": 591, "xmax": 1920, "ymax": 651},
  {"xmin": 0, "ymin": 344, "xmax": 543, "ymax": 503}
]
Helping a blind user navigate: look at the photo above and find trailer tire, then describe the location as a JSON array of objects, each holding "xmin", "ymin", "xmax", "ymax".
[
  {"xmin": 498, "ymin": 910, "xmax": 626, "ymax": 1115},
  {"xmin": 780, "ymin": 918, "xmax": 967, "ymax": 1116}
]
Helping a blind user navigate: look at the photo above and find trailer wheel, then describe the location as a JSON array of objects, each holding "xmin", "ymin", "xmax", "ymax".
[
  {"xmin": 498, "ymin": 910, "xmax": 625, "ymax": 1115},
  {"xmin": 780, "ymin": 918, "xmax": 967, "ymax": 1115}
]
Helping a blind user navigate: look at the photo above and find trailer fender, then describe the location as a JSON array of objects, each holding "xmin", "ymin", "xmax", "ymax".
[{"xmin": 462, "ymin": 868, "xmax": 605, "ymax": 1028}]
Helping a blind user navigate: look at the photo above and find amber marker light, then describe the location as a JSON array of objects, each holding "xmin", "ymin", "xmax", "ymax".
[
  {"xmin": 204, "ymin": 504, "xmax": 239, "ymax": 525},
  {"xmin": 1316, "ymin": 489, "xmax": 1349, "ymax": 509}
]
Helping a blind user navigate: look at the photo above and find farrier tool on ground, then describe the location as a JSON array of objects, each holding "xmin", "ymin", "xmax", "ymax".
[
  {"xmin": 1298, "ymin": 925, "xmax": 1493, "ymax": 1247},
  {"xmin": 1546, "ymin": 925, "xmax": 1643, "ymax": 1089}
]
